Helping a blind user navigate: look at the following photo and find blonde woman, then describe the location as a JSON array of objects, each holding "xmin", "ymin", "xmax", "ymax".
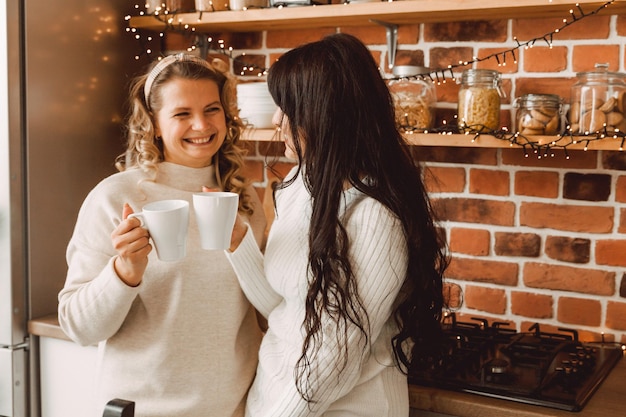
[{"xmin": 58, "ymin": 53, "xmax": 265, "ymax": 417}]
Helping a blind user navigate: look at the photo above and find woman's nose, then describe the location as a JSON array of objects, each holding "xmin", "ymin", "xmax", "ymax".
[
  {"xmin": 271, "ymin": 108, "xmax": 283, "ymax": 128},
  {"xmin": 192, "ymin": 114, "xmax": 211, "ymax": 130}
]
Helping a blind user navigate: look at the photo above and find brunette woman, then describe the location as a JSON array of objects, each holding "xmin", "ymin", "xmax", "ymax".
[{"xmin": 226, "ymin": 33, "xmax": 448, "ymax": 416}]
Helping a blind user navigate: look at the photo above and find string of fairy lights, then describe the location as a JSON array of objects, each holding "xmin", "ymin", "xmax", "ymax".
[{"xmin": 125, "ymin": 0, "xmax": 625, "ymax": 158}]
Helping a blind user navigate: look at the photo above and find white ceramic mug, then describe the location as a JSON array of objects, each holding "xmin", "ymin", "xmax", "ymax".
[
  {"xmin": 145, "ymin": 0, "xmax": 163, "ymax": 13},
  {"xmin": 193, "ymin": 192, "xmax": 239, "ymax": 250},
  {"xmin": 229, "ymin": 0, "xmax": 269, "ymax": 10},
  {"xmin": 195, "ymin": 0, "xmax": 229, "ymax": 11},
  {"xmin": 128, "ymin": 199, "xmax": 190, "ymax": 262}
]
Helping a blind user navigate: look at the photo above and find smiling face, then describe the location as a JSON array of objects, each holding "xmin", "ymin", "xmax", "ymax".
[{"xmin": 154, "ymin": 77, "xmax": 227, "ymax": 168}]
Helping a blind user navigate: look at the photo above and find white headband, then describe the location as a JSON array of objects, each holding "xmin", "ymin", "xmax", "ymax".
[{"xmin": 144, "ymin": 53, "xmax": 215, "ymax": 105}]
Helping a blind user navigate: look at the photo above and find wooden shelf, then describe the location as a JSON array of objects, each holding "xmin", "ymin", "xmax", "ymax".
[
  {"xmin": 402, "ymin": 133, "xmax": 625, "ymax": 150},
  {"xmin": 131, "ymin": 0, "xmax": 626, "ymax": 152},
  {"xmin": 128, "ymin": 0, "xmax": 626, "ymax": 33},
  {"xmin": 242, "ymin": 129, "xmax": 626, "ymax": 151}
]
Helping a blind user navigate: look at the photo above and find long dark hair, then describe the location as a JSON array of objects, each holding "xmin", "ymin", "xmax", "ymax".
[{"xmin": 267, "ymin": 33, "xmax": 448, "ymax": 401}]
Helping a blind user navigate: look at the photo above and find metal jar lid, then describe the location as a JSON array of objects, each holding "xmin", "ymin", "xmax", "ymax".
[
  {"xmin": 575, "ymin": 63, "xmax": 626, "ymax": 86},
  {"xmin": 392, "ymin": 65, "xmax": 430, "ymax": 77},
  {"xmin": 461, "ymin": 68, "xmax": 501, "ymax": 84},
  {"xmin": 516, "ymin": 93, "xmax": 562, "ymax": 107}
]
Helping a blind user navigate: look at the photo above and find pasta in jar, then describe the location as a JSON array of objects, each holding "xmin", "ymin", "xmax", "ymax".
[
  {"xmin": 388, "ymin": 66, "xmax": 436, "ymax": 132},
  {"xmin": 457, "ymin": 69, "xmax": 503, "ymax": 132}
]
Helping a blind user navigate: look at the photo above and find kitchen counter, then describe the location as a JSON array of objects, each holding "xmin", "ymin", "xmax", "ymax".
[
  {"xmin": 28, "ymin": 314, "xmax": 70, "ymax": 341},
  {"xmin": 30, "ymin": 315, "xmax": 625, "ymax": 416}
]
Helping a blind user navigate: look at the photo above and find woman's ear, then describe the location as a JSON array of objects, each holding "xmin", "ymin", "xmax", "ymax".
[
  {"xmin": 154, "ymin": 120, "xmax": 161, "ymax": 138},
  {"xmin": 148, "ymin": 110, "xmax": 161, "ymax": 138}
]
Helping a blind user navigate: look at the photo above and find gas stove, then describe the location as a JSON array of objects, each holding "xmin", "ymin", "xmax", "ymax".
[{"xmin": 409, "ymin": 314, "xmax": 624, "ymax": 412}]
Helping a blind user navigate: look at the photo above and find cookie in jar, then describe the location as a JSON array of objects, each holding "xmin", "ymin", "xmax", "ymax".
[
  {"xmin": 569, "ymin": 63, "xmax": 626, "ymax": 134},
  {"xmin": 515, "ymin": 94, "xmax": 562, "ymax": 136}
]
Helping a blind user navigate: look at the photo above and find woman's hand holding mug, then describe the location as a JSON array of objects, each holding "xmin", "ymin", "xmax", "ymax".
[
  {"xmin": 112, "ymin": 203, "xmax": 151, "ymax": 287},
  {"xmin": 201, "ymin": 186, "xmax": 248, "ymax": 252}
]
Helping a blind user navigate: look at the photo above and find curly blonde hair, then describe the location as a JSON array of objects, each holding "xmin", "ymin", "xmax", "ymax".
[{"xmin": 116, "ymin": 54, "xmax": 254, "ymax": 215}]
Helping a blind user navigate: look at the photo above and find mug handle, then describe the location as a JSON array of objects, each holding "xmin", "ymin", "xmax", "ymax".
[{"xmin": 127, "ymin": 212, "xmax": 145, "ymax": 227}]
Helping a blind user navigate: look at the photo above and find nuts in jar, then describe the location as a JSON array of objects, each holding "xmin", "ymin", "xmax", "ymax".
[{"xmin": 515, "ymin": 94, "xmax": 562, "ymax": 136}]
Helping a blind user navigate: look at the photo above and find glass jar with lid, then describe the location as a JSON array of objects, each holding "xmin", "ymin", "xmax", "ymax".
[
  {"xmin": 457, "ymin": 69, "xmax": 503, "ymax": 132},
  {"xmin": 387, "ymin": 65, "xmax": 436, "ymax": 132},
  {"xmin": 514, "ymin": 94, "xmax": 563, "ymax": 136},
  {"xmin": 569, "ymin": 63, "xmax": 626, "ymax": 134}
]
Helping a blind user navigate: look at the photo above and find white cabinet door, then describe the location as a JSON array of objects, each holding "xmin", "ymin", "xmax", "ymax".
[{"xmin": 39, "ymin": 337, "xmax": 97, "ymax": 417}]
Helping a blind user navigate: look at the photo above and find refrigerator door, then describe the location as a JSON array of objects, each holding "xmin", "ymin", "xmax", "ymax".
[
  {"xmin": 1, "ymin": 0, "xmax": 29, "ymax": 415},
  {"xmin": 0, "ymin": 349, "xmax": 11, "ymax": 416},
  {"xmin": 1, "ymin": 0, "xmax": 143, "ymax": 415},
  {"xmin": 0, "ymin": 348, "xmax": 27, "ymax": 417},
  {"xmin": 24, "ymin": 0, "xmax": 142, "ymax": 320}
]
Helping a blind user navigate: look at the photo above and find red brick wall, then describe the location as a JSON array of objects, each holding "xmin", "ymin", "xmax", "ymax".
[{"xmin": 165, "ymin": 10, "xmax": 626, "ymax": 343}]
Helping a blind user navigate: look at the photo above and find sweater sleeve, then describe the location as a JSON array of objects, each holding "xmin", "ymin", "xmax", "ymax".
[
  {"xmin": 254, "ymin": 199, "xmax": 408, "ymax": 417},
  {"xmin": 58, "ymin": 185, "xmax": 142, "ymax": 346},
  {"xmin": 244, "ymin": 184, "xmax": 268, "ymax": 250},
  {"xmin": 226, "ymin": 226, "xmax": 282, "ymax": 318}
]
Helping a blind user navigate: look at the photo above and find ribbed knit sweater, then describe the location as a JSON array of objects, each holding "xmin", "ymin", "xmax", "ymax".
[
  {"xmin": 58, "ymin": 162, "xmax": 265, "ymax": 417},
  {"xmin": 227, "ymin": 168, "xmax": 410, "ymax": 417}
]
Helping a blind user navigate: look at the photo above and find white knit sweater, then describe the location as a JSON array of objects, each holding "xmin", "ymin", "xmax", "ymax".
[
  {"xmin": 227, "ymin": 169, "xmax": 410, "ymax": 417},
  {"xmin": 58, "ymin": 162, "xmax": 265, "ymax": 417}
]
